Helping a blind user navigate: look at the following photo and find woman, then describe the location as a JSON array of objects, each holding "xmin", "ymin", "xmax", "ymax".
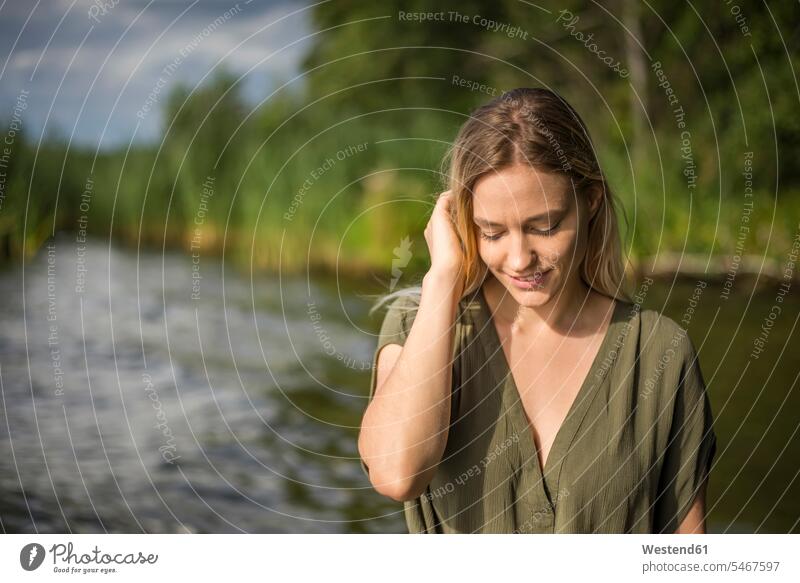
[{"xmin": 358, "ymin": 88, "xmax": 717, "ymax": 534}]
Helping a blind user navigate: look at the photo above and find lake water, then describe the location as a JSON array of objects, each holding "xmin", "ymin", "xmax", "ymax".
[{"xmin": 0, "ymin": 234, "xmax": 797, "ymax": 533}]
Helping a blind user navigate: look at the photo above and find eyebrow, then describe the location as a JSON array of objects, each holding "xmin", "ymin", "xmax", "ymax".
[{"xmin": 473, "ymin": 209, "xmax": 566, "ymax": 228}]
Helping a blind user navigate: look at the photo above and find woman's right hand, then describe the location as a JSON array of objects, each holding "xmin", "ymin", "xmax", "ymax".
[{"xmin": 424, "ymin": 190, "xmax": 464, "ymax": 282}]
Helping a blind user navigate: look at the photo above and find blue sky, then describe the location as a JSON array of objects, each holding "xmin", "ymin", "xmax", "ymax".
[{"xmin": 0, "ymin": 0, "xmax": 311, "ymax": 149}]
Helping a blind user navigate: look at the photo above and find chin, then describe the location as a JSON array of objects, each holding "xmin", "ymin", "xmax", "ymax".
[
  {"xmin": 492, "ymin": 270, "xmax": 557, "ymax": 305},
  {"xmin": 508, "ymin": 287, "xmax": 553, "ymax": 307}
]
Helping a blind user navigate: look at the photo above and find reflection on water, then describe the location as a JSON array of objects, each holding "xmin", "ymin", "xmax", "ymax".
[
  {"xmin": 0, "ymin": 234, "xmax": 402, "ymax": 533},
  {"xmin": 0, "ymin": 235, "xmax": 797, "ymax": 533}
]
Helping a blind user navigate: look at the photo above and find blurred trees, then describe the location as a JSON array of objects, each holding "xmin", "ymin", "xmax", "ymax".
[{"xmin": 1, "ymin": 0, "xmax": 798, "ymax": 272}]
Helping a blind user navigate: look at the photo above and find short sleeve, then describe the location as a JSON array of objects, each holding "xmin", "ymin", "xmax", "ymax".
[
  {"xmin": 653, "ymin": 334, "xmax": 717, "ymax": 533},
  {"xmin": 360, "ymin": 294, "xmax": 420, "ymax": 477}
]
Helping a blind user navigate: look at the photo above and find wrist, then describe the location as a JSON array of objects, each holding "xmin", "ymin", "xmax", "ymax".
[{"xmin": 423, "ymin": 268, "xmax": 464, "ymax": 297}]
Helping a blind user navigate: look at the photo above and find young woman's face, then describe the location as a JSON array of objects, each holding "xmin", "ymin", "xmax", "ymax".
[{"xmin": 471, "ymin": 164, "xmax": 597, "ymax": 308}]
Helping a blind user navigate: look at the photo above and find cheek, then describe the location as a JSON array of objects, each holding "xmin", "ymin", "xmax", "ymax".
[
  {"xmin": 476, "ymin": 242, "xmax": 495, "ymax": 265},
  {"xmin": 552, "ymin": 229, "xmax": 585, "ymax": 269},
  {"xmin": 478, "ymin": 238, "xmax": 562, "ymax": 268},
  {"xmin": 476, "ymin": 241, "xmax": 509, "ymax": 270}
]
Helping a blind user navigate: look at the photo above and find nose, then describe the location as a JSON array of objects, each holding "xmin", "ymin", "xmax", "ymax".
[{"xmin": 507, "ymin": 232, "xmax": 537, "ymax": 273}]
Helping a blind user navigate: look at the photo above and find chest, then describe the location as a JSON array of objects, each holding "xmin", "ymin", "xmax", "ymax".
[{"xmin": 495, "ymin": 327, "xmax": 607, "ymax": 464}]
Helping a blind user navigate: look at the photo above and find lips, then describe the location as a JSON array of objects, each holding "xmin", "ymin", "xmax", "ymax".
[{"xmin": 507, "ymin": 269, "xmax": 551, "ymax": 288}]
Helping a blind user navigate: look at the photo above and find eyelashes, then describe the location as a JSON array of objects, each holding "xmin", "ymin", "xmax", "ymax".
[
  {"xmin": 479, "ymin": 232, "xmax": 503, "ymax": 241},
  {"xmin": 479, "ymin": 222, "xmax": 562, "ymax": 241}
]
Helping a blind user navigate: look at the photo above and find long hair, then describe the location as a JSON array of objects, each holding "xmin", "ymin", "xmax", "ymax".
[{"xmin": 369, "ymin": 87, "xmax": 632, "ymax": 316}]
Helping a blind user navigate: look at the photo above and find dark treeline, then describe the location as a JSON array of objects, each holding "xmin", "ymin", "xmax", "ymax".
[{"xmin": 1, "ymin": 0, "xmax": 798, "ymax": 277}]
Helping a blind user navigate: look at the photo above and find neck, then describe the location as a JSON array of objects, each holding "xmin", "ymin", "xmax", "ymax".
[{"xmin": 484, "ymin": 273, "xmax": 595, "ymax": 335}]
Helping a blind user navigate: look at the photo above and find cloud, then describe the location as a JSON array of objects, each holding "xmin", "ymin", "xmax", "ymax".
[{"xmin": 0, "ymin": 0, "xmax": 312, "ymax": 148}]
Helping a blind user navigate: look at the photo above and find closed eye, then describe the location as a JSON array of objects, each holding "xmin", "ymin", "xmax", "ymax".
[
  {"xmin": 479, "ymin": 221, "xmax": 561, "ymax": 241},
  {"xmin": 479, "ymin": 232, "xmax": 503, "ymax": 241},
  {"xmin": 535, "ymin": 222, "xmax": 561, "ymax": 235}
]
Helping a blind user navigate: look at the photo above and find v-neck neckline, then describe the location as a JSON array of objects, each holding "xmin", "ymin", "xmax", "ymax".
[{"xmin": 475, "ymin": 284, "xmax": 625, "ymax": 500}]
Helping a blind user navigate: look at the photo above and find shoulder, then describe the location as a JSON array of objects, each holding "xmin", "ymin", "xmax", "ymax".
[
  {"xmin": 611, "ymin": 302, "xmax": 701, "ymax": 380},
  {"xmin": 639, "ymin": 307, "xmax": 685, "ymax": 336},
  {"xmin": 610, "ymin": 300, "xmax": 692, "ymax": 353},
  {"xmin": 378, "ymin": 289, "xmax": 421, "ymax": 315},
  {"xmin": 374, "ymin": 289, "xmax": 422, "ymax": 338},
  {"xmin": 633, "ymin": 307, "xmax": 707, "ymax": 403},
  {"xmin": 638, "ymin": 308, "xmax": 694, "ymax": 358},
  {"xmin": 376, "ymin": 286, "xmax": 480, "ymax": 338}
]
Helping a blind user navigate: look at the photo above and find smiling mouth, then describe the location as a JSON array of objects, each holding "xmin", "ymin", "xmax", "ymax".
[
  {"xmin": 506, "ymin": 269, "xmax": 552, "ymax": 287},
  {"xmin": 506, "ymin": 269, "xmax": 551, "ymax": 280}
]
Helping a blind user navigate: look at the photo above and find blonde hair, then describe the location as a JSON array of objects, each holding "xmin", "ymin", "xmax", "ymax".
[{"xmin": 370, "ymin": 87, "xmax": 631, "ymax": 316}]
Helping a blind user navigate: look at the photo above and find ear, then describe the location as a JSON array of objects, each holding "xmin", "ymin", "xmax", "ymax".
[{"xmin": 586, "ymin": 184, "xmax": 603, "ymax": 220}]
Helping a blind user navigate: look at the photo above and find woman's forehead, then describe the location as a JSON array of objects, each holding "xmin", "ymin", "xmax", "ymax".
[{"xmin": 472, "ymin": 166, "xmax": 572, "ymax": 218}]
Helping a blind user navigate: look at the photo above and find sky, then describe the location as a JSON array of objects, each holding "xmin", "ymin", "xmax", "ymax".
[{"xmin": 0, "ymin": 0, "xmax": 312, "ymax": 149}]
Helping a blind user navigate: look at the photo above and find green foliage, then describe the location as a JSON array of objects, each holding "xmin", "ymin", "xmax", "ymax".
[{"xmin": 1, "ymin": 0, "xmax": 798, "ymax": 273}]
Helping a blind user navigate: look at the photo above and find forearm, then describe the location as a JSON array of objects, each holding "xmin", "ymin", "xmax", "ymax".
[
  {"xmin": 360, "ymin": 270, "xmax": 463, "ymax": 497},
  {"xmin": 675, "ymin": 479, "xmax": 708, "ymax": 534}
]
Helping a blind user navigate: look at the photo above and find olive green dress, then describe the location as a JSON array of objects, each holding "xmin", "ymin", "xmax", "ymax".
[{"xmin": 362, "ymin": 286, "xmax": 717, "ymax": 533}]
